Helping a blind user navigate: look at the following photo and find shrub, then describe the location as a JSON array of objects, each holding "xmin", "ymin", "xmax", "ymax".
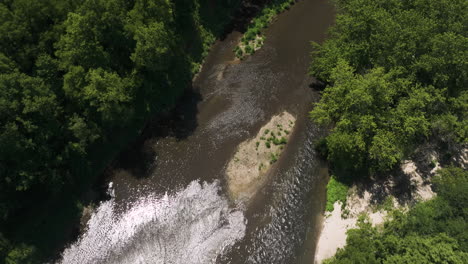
[
  {"xmin": 235, "ymin": 0, "xmax": 295, "ymax": 58},
  {"xmin": 272, "ymin": 138, "xmax": 280, "ymax": 145},
  {"xmin": 245, "ymin": 45, "xmax": 254, "ymax": 54},
  {"xmin": 270, "ymin": 153, "xmax": 278, "ymax": 164},
  {"xmin": 279, "ymin": 137, "xmax": 287, "ymax": 144},
  {"xmin": 326, "ymin": 176, "xmax": 349, "ymax": 212},
  {"xmin": 245, "ymin": 31, "xmax": 255, "ymax": 41}
]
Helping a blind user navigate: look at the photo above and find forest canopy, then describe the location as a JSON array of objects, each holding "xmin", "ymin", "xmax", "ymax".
[
  {"xmin": 324, "ymin": 167, "xmax": 468, "ymax": 264},
  {"xmin": 310, "ymin": 0, "xmax": 467, "ymax": 263},
  {"xmin": 310, "ymin": 0, "xmax": 467, "ymax": 173},
  {"xmin": 0, "ymin": 0, "xmax": 240, "ymax": 262}
]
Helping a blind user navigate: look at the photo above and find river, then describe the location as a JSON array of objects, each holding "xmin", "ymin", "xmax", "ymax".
[{"xmin": 57, "ymin": 0, "xmax": 334, "ymax": 263}]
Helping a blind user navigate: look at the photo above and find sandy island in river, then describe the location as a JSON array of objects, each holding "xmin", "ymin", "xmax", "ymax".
[{"xmin": 226, "ymin": 111, "xmax": 296, "ymax": 202}]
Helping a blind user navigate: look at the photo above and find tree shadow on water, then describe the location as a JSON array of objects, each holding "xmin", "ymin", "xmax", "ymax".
[
  {"xmin": 109, "ymin": 88, "xmax": 202, "ymax": 179},
  {"xmin": 220, "ymin": 0, "xmax": 275, "ymax": 39}
]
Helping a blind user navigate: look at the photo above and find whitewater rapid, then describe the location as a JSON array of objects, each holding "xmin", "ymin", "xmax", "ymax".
[{"xmin": 57, "ymin": 180, "xmax": 246, "ymax": 264}]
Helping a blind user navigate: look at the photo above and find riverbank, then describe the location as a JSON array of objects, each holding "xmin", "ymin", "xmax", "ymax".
[
  {"xmin": 314, "ymin": 160, "xmax": 439, "ymax": 263},
  {"xmin": 234, "ymin": 0, "xmax": 296, "ymax": 58},
  {"xmin": 227, "ymin": 111, "xmax": 296, "ymax": 201}
]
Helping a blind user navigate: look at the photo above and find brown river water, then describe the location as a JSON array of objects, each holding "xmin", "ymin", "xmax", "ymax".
[{"xmin": 56, "ymin": 1, "xmax": 334, "ymax": 263}]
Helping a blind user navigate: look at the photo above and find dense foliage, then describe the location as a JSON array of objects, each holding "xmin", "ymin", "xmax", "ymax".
[
  {"xmin": 310, "ymin": 0, "xmax": 467, "ymax": 173},
  {"xmin": 0, "ymin": 0, "xmax": 240, "ymax": 262},
  {"xmin": 325, "ymin": 175, "xmax": 348, "ymax": 212},
  {"xmin": 324, "ymin": 167, "xmax": 468, "ymax": 263},
  {"xmin": 311, "ymin": 1, "xmax": 468, "ymax": 262}
]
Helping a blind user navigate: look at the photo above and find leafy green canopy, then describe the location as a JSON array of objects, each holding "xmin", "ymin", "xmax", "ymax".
[
  {"xmin": 325, "ymin": 175, "xmax": 349, "ymax": 211},
  {"xmin": 0, "ymin": 0, "xmax": 240, "ymax": 261},
  {"xmin": 324, "ymin": 167, "xmax": 468, "ymax": 264},
  {"xmin": 310, "ymin": 0, "xmax": 467, "ymax": 173}
]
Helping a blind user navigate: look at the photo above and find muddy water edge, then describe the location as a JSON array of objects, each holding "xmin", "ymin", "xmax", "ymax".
[{"xmin": 95, "ymin": 0, "xmax": 333, "ymax": 263}]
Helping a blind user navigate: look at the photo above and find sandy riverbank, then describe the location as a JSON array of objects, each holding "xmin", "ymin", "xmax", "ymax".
[
  {"xmin": 314, "ymin": 160, "xmax": 437, "ymax": 263},
  {"xmin": 314, "ymin": 193, "xmax": 388, "ymax": 263},
  {"xmin": 226, "ymin": 111, "xmax": 296, "ymax": 202}
]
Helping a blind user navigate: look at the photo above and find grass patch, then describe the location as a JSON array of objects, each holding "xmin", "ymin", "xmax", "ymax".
[
  {"xmin": 272, "ymin": 136, "xmax": 287, "ymax": 145},
  {"xmin": 326, "ymin": 176, "xmax": 349, "ymax": 212},
  {"xmin": 235, "ymin": 0, "xmax": 295, "ymax": 58},
  {"xmin": 270, "ymin": 153, "xmax": 279, "ymax": 164}
]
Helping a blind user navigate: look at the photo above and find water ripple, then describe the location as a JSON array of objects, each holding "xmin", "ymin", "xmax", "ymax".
[{"xmin": 57, "ymin": 180, "xmax": 246, "ymax": 264}]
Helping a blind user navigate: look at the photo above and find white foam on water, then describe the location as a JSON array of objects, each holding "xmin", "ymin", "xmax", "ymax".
[{"xmin": 58, "ymin": 180, "xmax": 246, "ymax": 264}]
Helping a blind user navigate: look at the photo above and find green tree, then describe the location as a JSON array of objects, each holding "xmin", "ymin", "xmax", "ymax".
[
  {"xmin": 83, "ymin": 68, "xmax": 133, "ymax": 124},
  {"xmin": 0, "ymin": 0, "xmax": 241, "ymax": 262},
  {"xmin": 310, "ymin": 0, "xmax": 467, "ymax": 174},
  {"xmin": 324, "ymin": 168, "xmax": 468, "ymax": 263},
  {"xmin": 311, "ymin": 60, "xmax": 412, "ymax": 171},
  {"xmin": 131, "ymin": 22, "xmax": 174, "ymax": 71}
]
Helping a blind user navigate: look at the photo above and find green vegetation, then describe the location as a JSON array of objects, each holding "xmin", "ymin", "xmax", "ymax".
[
  {"xmin": 269, "ymin": 153, "xmax": 279, "ymax": 164},
  {"xmin": 235, "ymin": 0, "xmax": 294, "ymax": 58},
  {"xmin": 279, "ymin": 137, "xmax": 287, "ymax": 144},
  {"xmin": 271, "ymin": 136, "xmax": 287, "ymax": 145},
  {"xmin": 375, "ymin": 196, "xmax": 395, "ymax": 213},
  {"xmin": 258, "ymin": 163, "xmax": 264, "ymax": 171},
  {"xmin": 0, "ymin": 0, "xmax": 241, "ymax": 262},
  {"xmin": 256, "ymin": 121, "xmax": 291, "ymax": 169},
  {"xmin": 324, "ymin": 167, "xmax": 468, "ymax": 263},
  {"xmin": 261, "ymin": 126, "xmax": 288, "ymax": 147},
  {"xmin": 325, "ymin": 176, "xmax": 349, "ymax": 212},
  {"xmin": 311, "ymin": 0, "xmax": 467, "ymax": 262},
  {"xmin": 310, "ymin": 0, "xmax": 467, "ymax": 174}
]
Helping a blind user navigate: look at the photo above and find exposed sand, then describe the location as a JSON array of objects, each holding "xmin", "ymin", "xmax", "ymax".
[
  {"xmin": 314, "ymin": 192, "xmax": 387, "ymax": 263},
  {"xmin": 314, "ymin": 161, "xmax": 437, "ymax": 263},
  {"xmin": 459, "ymin": 148, "xmax": 468, "ymax": 169},
  {"xmin": 314, "ymin": 201, "xmax": 354, "ymax": 263},
  {"xmin": 226, "ymin": 111, "xmax": 296, "ymax": 202},
  {"xmin": 402, "ymin": 160, "xmax": 436, "ymax": 201}
]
